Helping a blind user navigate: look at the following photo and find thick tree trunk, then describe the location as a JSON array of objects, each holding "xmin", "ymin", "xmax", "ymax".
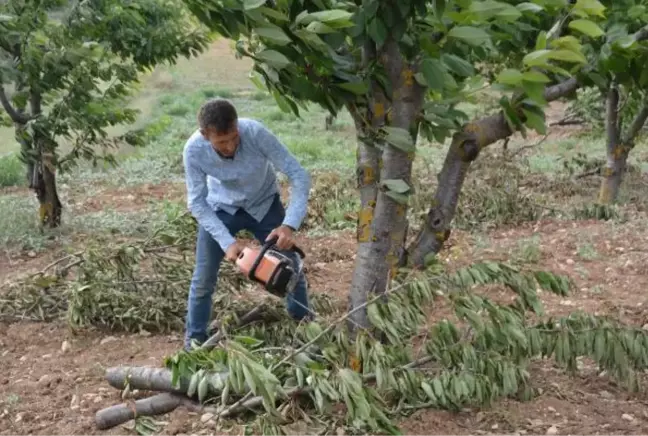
[
  {"xmin": 407, "ymin": 78, "xmax": 579, "ymax": 267},
  {"xmin": 598, "ymin": 92, "xmax": 648, "ymax": 204},
  {"xmin": 347, "ymin": 38, "xmax": 424, "ymax": 335}
]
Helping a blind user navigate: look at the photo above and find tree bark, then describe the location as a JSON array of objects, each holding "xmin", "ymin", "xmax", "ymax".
[
  {"xmin": 34, "ymin": 149, "xmax": 63, "ymax": 228},
  {"xmin": 95, "ymin": 393, "xmax": 184, "ymax": 430},
  {"xmin": 407, "ymin": 78, "xmax": 579, "ymax": 267},
  {"xmin": 347, "ymin": 38, "xmax": 425, "ymax": 334},
  {"xmin": 345, "ymin": 40, "xmax": 383, "ymax": 334},
  {"xmin": 598, "ymin": 92, "xmax": 648, "ymax": 204}
]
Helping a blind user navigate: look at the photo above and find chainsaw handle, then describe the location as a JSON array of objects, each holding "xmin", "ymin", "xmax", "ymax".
[{"xmin": 263, "ymin": 236, "xmax": 306, "ymax": 259}]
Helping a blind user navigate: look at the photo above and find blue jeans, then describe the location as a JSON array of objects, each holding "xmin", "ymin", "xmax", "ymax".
[{"xmin": 184, "ymin": 194, "xmax": 311, "ymax": 350}]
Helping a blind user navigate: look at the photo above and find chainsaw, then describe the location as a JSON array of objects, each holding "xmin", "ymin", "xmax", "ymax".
[{"xmin": 235, "ymin": 236, "xmax": 305, "ymax": 297}]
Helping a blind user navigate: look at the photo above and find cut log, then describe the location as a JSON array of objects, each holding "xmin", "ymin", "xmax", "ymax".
[
  {"xmin": 95, "ymin": 393, "xmax": 182, "ymax": 430},
  {"xmin": 105, "ymin": 366, "xmax": 231, "ymax": 396},
  {"xmin": 96, "ymin": 304, "xmax": 269, "ymax": 430}
]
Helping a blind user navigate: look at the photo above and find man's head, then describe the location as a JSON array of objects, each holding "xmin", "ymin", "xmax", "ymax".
[{"xmin": 198, "ymin": 98, "xmax": 239, "ymax": 158}]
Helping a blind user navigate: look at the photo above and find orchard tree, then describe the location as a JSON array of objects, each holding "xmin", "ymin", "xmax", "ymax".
[
  {"xmin": 587, "ymin": 0, "xmax": 648, "ymax": 204},
  {"xmin": 181, "ymin": 0, "xmax": 623, "ymax": 332},
  {"xmin": 0, "ymin": 0, "xmax": 209, "ymax": 228}
]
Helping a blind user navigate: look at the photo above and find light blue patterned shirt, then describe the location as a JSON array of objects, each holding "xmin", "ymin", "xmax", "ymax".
[{"xmin": 182, "ymin": 118, "xmax": 311, "ymax": 251}]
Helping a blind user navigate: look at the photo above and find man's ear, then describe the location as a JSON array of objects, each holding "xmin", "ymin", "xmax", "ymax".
[{"xmin": 199, "ymin": 128, "xmax": 207, "ymax": 138}]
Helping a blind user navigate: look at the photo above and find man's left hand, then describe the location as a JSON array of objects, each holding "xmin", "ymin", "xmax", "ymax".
[{"xmin": 266, "ymin": 225, "xmax": 295, "ymax": 250}]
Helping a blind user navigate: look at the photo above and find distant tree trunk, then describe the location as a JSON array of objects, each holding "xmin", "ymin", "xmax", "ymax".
[
  {"xmin": 34, "ymin": 148, "xmax": 63, "ymax": 228},
  {"xmin": 347, "ymin": 38, "xmax": 424, "ymax": 335},
  {"xmin": 407, "ymin": 78, "xmax": 580, "ymax": 267},
  {"xmin": 22, "ymin": 92, "xmax": 63, "ymax": 228},
  {"xmin": 598, "ymin": 88, "xmax": 648, "ymax": 204}
]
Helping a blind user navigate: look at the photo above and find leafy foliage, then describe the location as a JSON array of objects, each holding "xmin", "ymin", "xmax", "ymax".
[
  {"xmin": 153, "ymin": 256, "xmax": 648, "ymax": 434},
  {"xmin": 0, "ymin": 0, "xmax": 210, "ymax": 228},
  {"xmin": 182, "ymin": 0, "xmax": 601, "ymax": 145},
  {"xmin": 0, "ymin": 0, "xmax": 209, "ymax": 170},
  {"xmin": 1, "ymin": 206, "xmax": 241, "ymax": 331}
]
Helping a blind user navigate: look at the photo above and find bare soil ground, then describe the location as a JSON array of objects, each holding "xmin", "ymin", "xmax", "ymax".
[{"xmin": 2, "ymin": 216, "xmax": 648, "ymax": 435}]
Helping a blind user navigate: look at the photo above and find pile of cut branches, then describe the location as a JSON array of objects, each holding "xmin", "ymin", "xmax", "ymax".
[
  {"xmin": 0, "ymin": 207, "xmax": 247, "ymax": 333},
  {"xmin": 95, "ymin": 260, "xmax": 648, "ymax": 434}
]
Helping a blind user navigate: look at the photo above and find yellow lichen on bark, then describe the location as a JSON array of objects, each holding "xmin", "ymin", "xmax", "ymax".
[
  {"xmin": 361, "ymin": 165, "xmax": 375, "ymax": 186},
  {"xmin": 373, "ymin": 102, "xmax": 385, "ymax": 119},
  {"xmin": 357, "ymin": 206, "xmax": 374, "ymax": 243},
  {"xmin": 598, "ymin": 182, "xmax": 613, "ymax": 204},
  {"xmin": 612, "ymin": 144, "xmax": 631, "ymax": 159},
  {"xmin": 401, "ymin": 69, "xmax": 414, "ymax": 87},
  {"xmin": 39, "ymin": 203, "xmax": 53, "ymax": 225}
]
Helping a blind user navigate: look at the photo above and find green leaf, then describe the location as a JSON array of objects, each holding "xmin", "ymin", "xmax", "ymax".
[
  {"xmin": 434, "ymin": 0, "xmax": 446, "ymax": 18},
  {"xmin": 497, "ymin": 68, "xmax": 523, "ymax": 86},
  {"xmin": 243, "ymin": 0, "xmax": 266, "ymax": 10},
  {"xmin": 309, "ymin": 9, "xmax": 353, "ymax": 22},
  {"xmin": 447, "ymin": 26, "xmax": 491, "ymax": 47},
  {"xmin": 255, "ymin": 27, "xmax": 292, "ymax": 45},
  {"xmin": 573, "ymin": 0, "xmax": 606, "ymax": 18},
  {"xmin": 523, "ymin": 81, "xmax": 547, "ymax": 106},
  {"xmin": 522, "ymin": 71, "xmax": 551, "ymax": 83},
  {"xmin": 256, "ymin": 50, "xmax": 291, "ymax": 69},
  {"xmin": 535, "ymin": 31, "xmax": 548, "ymax": 50},
  {"xmin": 548, "ymin": 49, "xmax": 587, "ymax": 64},
  {"xmin": 442, "ymin": 54, "xmax": 474, "ymax": 77},
  {"xmin": 335, "ymin": 81, "xmax": 369, "ymax": 94},
  {"xmin": 300, "ymin": 9, "xmax": 354, "ymax": 28},
  {"xmin": 517, "ymin": 2, "xmax": 544, "ymax": 13},
  {"xmin": 381, "ymin": 179, "xmax": 411, "ymax": 194},
  {"xmin": 368, "ymin": 17, "xmax": 387, "ymax": 46},
  {"xmin": 198, "ymin": 375, "xmax": 209, "ymax": 402},
  {"xmin": 383, "ymin": 126, "xmax": 415, "ymax": 152},
  {"xmin": 523, "ymin": 49, "xmax": 552, "ymax": 67},
  {"xmin": 568, "ymin": 19, "xmax": 604, "ymax": 38},
  {"xmin": 522, "ymin": 107, "xmax": 546, "ymax": 134},
  {"xmin": 385, "ymin": 191, "xmax": 409, "ymax": 205},
  {"xmin": 420, "ymin": 58, "xmax": 446, "ymax": 90},
  {"xmin": 305, "ymin": 21, "xmax": 336, "ymax": 34}
]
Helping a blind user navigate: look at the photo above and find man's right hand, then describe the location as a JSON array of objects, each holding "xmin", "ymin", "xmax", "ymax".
[{"xmin": 225, "ymin": 241, "xmax": 245, "ymax": 262}]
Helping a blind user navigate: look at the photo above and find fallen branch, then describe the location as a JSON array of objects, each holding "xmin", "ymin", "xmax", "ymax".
[
  {"xmin": 574, "ymin": 167, "xmax": 601, "ymax": 179},
  {"xmin": 95, "ymin": 393, "xmax": 184, "ymax": 430},
  {"xmin": 96, "ymin": 304, "xmax": 269, "ymax": 429},
  {"xmin": 95, "ymin": 274, "xmax": 419, "ymax": 430}
]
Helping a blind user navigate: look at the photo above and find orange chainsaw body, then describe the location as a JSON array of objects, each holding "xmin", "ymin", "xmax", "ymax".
[{"xmin": 235, "ymin": 239, "xmax": 305, "ymax": 297}]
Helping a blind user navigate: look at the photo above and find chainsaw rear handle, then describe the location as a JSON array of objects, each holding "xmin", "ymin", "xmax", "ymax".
[
  {"xmin": 239, "ymin": 236, "xmax": 305, "ymax": 284},
  {"xmin": 263, "ymin": 235, "xmax": 305, "ymax": 259}
]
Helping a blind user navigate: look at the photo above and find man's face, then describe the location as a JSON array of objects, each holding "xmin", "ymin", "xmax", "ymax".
[{"xmin": 201, "ymin": 124, "xmax": 240, "ymax": 159}]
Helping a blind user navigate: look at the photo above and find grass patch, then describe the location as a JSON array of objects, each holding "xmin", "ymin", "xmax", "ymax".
[
  {"xmin": 0, "ymin": 153, "xmax": 24, "ymax": 187},
  {"xmin": 0, "ymin": 192, "xmax": 166, "ymax": 254}
]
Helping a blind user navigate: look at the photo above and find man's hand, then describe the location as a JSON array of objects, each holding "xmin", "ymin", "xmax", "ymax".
[
  {"xmin": 266, "ymin": 225, "xmax": 295, "ymax": 250},
  {"xmin": 225, "ymin": 241, "xmax": 245, "ymax": 262}
]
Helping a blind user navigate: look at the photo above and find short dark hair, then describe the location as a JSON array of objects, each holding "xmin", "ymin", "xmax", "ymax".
[{"xmin": 198, "ymin": 98, "xmax": 238, "ymax": 133}]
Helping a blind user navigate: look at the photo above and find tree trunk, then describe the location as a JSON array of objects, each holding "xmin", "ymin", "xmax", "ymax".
[
  {"xmin": 347, "ymin": 38, "xmax": 425, "ymax": 335},
  {"xmin": 407, "ymin": 78, "xmax": 580, "ymax": 267},
  {"xmin": 34, "ymin": 149, "xmax": 63, "ymax": 228},
  {"xmin": 598, "ymin": 91, "xmax": 648, "ymax": 204}
]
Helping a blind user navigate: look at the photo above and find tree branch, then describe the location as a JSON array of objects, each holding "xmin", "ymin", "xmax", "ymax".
[
  {"xmin": 407, "ymin": 76, "xmax": 580, "ymax": 267},
  {"xmin": 0, "ymin": 85, "xmax": 29, "ymax": 124},
  {"xmin": 621, "ymin": 100, "xmax": 648, "ymax": 146},
  {"xmin": 633, "ymin": 24, "xmax": 648, "ymax": 42}
]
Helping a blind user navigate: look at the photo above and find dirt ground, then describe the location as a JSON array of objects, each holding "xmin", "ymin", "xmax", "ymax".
[{"xmin": 2, "ymin": 216, "xmax": 648, "ymax": 435}]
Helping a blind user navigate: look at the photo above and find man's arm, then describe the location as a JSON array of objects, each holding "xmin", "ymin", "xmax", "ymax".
[
  {"xmin": 254, "ymin": 123, "xmax": 311, "ymax": 231},
  {"xmin": 183, "ymin": 145, "xmax": 237, "ymax": 252}
]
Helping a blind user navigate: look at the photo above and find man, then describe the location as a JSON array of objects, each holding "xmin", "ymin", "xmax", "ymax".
[{"xmin": 182, "ymin": 98, "xmax": 312, "ymax": 350}]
